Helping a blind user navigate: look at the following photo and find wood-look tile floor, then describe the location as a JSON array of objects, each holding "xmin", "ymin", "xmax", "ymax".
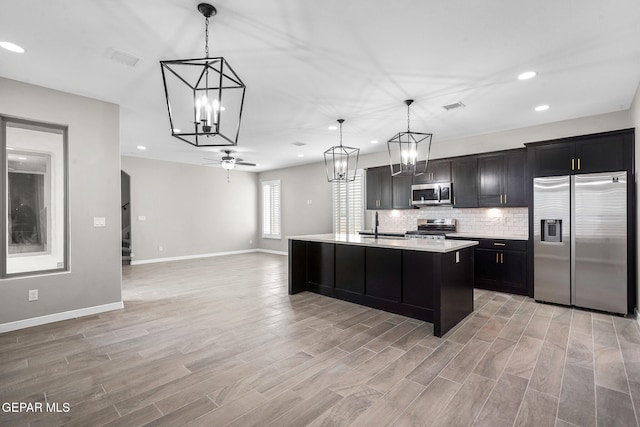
[{"xmin": 1, "ymin": 252, "xmax": 640, "ymax": 426}]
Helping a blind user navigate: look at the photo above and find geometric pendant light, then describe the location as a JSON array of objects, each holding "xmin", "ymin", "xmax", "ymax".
[
  {"xmin": 324, "ymin": 119, "xmax": 360, "ymax": 182},
  {"xmin": 160, "ymin": 3, "xmax": 246, "ymax": 147},
  {"xmin": 387, "ymin": 99, "xmax": 432, "ymax": 176}
]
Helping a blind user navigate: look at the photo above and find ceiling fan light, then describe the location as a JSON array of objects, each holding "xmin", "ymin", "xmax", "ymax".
[{"xmin": 221, "ymin": 159, "xmax": 235, "ymax": 170}]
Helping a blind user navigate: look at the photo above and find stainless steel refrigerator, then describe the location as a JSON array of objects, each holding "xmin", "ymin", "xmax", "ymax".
[{"xmin": 533, "ymin": 171, "xmax": 628, "ymax": 314}]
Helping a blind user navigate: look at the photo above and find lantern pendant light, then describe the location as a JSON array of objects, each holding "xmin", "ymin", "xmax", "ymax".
[
  {"xmin": 324, "ymin": 119, "xmax": 360, "ymax": 182},
  {"xmin": 387, "ymin": 99, "xmax": 432, "ymax": 176},
  {"xmin": 160, "ymin": 3, "xmax": 246, "ymax": 147}
]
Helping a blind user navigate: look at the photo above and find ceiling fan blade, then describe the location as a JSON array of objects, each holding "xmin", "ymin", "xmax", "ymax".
[{"xmin": 235, "ymin": 162, "xmax": 256, "ymax": 167}]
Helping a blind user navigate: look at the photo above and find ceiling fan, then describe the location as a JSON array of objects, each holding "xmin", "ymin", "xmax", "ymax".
[{"xmin": 204, "ymin": 150, "xmax": 256, "ymax": 170}]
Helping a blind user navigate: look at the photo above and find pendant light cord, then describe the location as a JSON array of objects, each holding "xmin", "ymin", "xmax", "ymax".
[
  {"xmin": 204, "ymin": 16, "xmax": 210, "ymax": 58},
  {"xmin": 407, "ymin": 102, "xmax": 411, "ymax": 133},
  {"xmin": 339, "ymin": 121, "xmax": 343, "ymax": 147}
]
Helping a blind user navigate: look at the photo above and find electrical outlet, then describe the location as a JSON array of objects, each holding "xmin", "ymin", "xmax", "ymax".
[
  {"xmin": 159, "ymin": 246, "xmax": 163, "ymax": 251},
  {"xmin": 249, "ymin": 239, "xmax": 253, "ymax": 244},
  {"xmin": 28, "ymin": 289, "xmax": 38, "ymax": 301}
]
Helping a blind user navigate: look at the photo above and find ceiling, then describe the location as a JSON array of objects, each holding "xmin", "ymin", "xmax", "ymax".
[{"xmin": 1, "ymin": 0, "xmax": 640, "ymax": 172}]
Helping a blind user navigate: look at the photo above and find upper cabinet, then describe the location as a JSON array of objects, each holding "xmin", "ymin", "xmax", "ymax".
[
  {"xmin": 366, "ymin": 166, "xmax": 393, "ymax": 209},
  {"xmin": 451, "ymin": 157, "xmax": 478, "ymax": 208},
  {"xmin": 392, "ymin": 174, "xmax": 413, "ymax": 209},
  {"xmin": 530, "ymin": 129, "xmax": 634, "ymax": 177},
  {"xmin": 413, "ymin": 159, "xmax": 451, "ymax": 184},
  {"xmin": 478, "ymin": 149, "xmax": 526, "ymax": 207}
]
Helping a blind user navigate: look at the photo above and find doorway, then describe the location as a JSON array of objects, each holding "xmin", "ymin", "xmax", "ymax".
[{"xmin": 121, "ymin": 170, "xmax": 131, "ymax": 265}]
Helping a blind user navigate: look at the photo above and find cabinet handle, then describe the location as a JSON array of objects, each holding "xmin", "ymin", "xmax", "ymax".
[
  {"xmin": 453, "ymin": 196, "xmax": 456, "ymax": 205},
  {"xmin": 578, "ymin": 158, "xmax": 581, "ymax": 170},
  {"xmin": 504, "ymin": 194, "xmax": 507, "ymax": 204},
  {"xmin": 500, "ymin": 194, "xmax": 503, "ymax": 204},
  {"xmin": 501, "ymin": 253, "xmax": 504, "ymax": 263},
  {"xmin": 571, "ymin": 158, "xmax": 575, "ymax": 171},
  {"xmin": 494, "ymin": 242, "xmax": 506, "ymax": 246},
  {"xmin": 495, "ymin": 253, "xmax": 499, "ymax": 263}
]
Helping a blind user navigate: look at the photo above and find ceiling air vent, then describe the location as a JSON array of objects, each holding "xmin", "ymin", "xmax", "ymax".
[
  {"xmin": 291, "ymin": 142, "xmax": 307, "ymax": 147},
  {"xmin": 107, "ymin": 47, "xmax": 140, "ymax": 68},
  {"xmin": 442, "ymin": 102, "xmax": 466, "ymax": 111}
]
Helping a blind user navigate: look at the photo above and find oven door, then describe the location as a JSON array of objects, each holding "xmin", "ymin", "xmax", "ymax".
[{"xmin": 411, "ymin": 184, "xmax": 441, "ymax": 205}]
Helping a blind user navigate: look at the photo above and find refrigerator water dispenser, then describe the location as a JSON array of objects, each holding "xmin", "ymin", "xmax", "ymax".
[{"xmin": 541, "ymin": 219, "xmax": 562, "ymax": 242}]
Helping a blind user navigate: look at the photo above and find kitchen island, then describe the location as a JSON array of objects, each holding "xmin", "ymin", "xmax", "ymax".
[{"xmin": 288, "ymin": 234, "xmax": 478, "ymax": 337}]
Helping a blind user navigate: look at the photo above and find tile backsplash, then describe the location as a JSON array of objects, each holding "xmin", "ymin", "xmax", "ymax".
[{"xmin": 368, "ymin": 207, "xmax": 529, "ymax": 237}]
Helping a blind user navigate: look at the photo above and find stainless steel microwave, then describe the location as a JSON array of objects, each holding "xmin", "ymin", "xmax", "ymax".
[{"xmin": 411, "ymin": 182, "xmax": 453, "ymax": 206}]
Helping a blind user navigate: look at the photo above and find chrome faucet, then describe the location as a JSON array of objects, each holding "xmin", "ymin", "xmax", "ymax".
[{"xmin": 374, "ymin": 211, "xmax": 379, "ymax": 239}]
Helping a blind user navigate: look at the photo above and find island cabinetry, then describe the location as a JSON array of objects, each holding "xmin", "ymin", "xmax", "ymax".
[
  {"xmin": 307, "ymin": 241, "xmax": 334, "ymax": 289},
  {"xmin": 478, "ymin": 149, "xmax": 526, "ymax": 207},
  {"xmin": 335, "ymin": 245, "xmax": 365, "ymax": 294},
  {"xmin": 366, "ymin": 247, "xmax": 401, "ymax": 302},
  {"xmin": 288, "ymin": 236, "xmax": 476, "ymax": 337}
]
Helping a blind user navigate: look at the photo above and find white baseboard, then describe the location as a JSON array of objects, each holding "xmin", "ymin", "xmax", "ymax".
[
  {"xmin": 0, "ymin": 301, "xmax": 124, "ymax": 333},
  {"xmin": 131, "ymin": 249, "xmax": 257, "ymax": 265},
  {"xmin": 256, "ymin": 249, "xmax": 288, "ymax": 256}
]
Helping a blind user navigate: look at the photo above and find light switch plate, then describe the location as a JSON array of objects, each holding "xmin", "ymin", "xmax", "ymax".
[
  {"xmin": 138, "ymin": 215, "xmax": 146, "ymax": 221},
  {"xmin": 28, "ymin": 289, "xmax": 38, "ymax": 301},
  {"xmin": 93, "ymin": 217, "xmax": 106, "ymax": 227}
]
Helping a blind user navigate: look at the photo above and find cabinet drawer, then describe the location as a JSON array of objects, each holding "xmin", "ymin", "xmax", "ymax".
[{"xmin": 475, "ymin": 238, "xmax": 527, "ymax": 251}]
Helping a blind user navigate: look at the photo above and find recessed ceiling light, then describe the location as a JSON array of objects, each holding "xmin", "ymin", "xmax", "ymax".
[
  {"xmin": 370, "ymin": 140, "xmax": 379, "ymax": 144},
  {"xmin": 0, "ymin": 41, "xmax": 25, "ymax": 53},
  {"xmin": 297, "ymin": 154, "xmax": 304, "ymax": 158},
  {"xmin": 535, "ymin": 105, "xmax": 550, "ymax": 112},
  {"xmin": 328, "ymin": 125, "xmax": 337, "ymax": 131},
  {"xmin": 518, "ymin": 71, "xmax": 537, "ymax": 80},
  {"xmin": 137, "ymin": 145, "xmax": 147, "ymax": 150},
  {"xmin": 172, "ymin": 128, "xmax": 181, "ymax": 133},
  {"xmin": 17, "ymin": 157, "xmax": 27, "ymax": 160}
]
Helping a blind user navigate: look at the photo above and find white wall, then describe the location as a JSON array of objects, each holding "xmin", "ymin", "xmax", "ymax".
[
  {"xmin": 121, "ymin": 156, "xmax": 258, "ymax": 262},
  {"xmin": 630, "ymin": 82, "xmax": 640, "ymax": 314},
  {"xmin": 259, "ymin": 110, "xmax": 631, "ymax": 253},
  {"xmin": 0, "ymin": 77, "xmax": 122, "ymax": 327}
]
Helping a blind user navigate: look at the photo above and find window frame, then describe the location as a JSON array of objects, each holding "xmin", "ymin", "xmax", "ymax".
[
  {"xmin": 332, "ymin": 169, "xmax": 364, "ymax": 234},
  {"xmin": 1, "ymin": 116, "xmax": 69, "ymax": 278},
  {"xmin": 261, "ymin": 179, "xmax": 281, "ymax": 239}
]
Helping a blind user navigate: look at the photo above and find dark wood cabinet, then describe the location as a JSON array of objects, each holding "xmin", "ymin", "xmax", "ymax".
[
  {"xmin": 288, "ymin": 237, "xmax": 475, "ymax": 337},
  {"xmin": 366, "ymin": 166, "xmax": 393, "ymax": 209},
  {"xmin": 413, "ymin": 159, "xmax": 451, "ymax": 184},
  {"xmin": 474, "ymin": 238, "xmax": 527, "ymax": 295},
  {"xmin": 530, "ymin": 129, "xmax": 634, "ymax": 177},
  {"xmin": 367, "ymin": 165, "xmax": 413, "ymax": 209},
  {"xmin": 392, "ymin": 175, "xmax": 413, "ymax": 209},
  {"xmin": 478, "ymin": 149, "xmax": 526, "ymax": 207},
  {"xmin": 335, "ymin": 245, "xmax": 365, "ymax": 294},
  {"xmin": 451, "ymin": 157, "xmax": 478, "ymax": 208},
  {"xmin": 366, "ymin": 247, "xmax": 401, "ymax": 302},
  {"xmin": 307, "ymin": 242, "xmax": 334, "ymax": 288}
]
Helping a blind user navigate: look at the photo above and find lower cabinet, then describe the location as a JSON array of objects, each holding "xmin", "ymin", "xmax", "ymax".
[
  {"xmin": 474, "ymin": 239, "xmax": 527, "ymax": 295},
  {"xmin": 366, "ymin": 247, "xmax": 401, "ymax": 302},
  {"xmin": 335, "ymin": 244, "xmax": 365, "ymax": 294}
]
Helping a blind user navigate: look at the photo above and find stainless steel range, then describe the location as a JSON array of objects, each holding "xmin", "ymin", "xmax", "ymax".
[{"xmin": 405, "ymin": 219, "xmax": 456, "ymax": 240}]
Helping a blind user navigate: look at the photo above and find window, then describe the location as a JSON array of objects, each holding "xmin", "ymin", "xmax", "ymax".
[
  {"xmin": 262, "ymin": 180, "xmax": 281, "ymax": 239},
  {"xmin": 1, "ymin": 117, "xmax": 68, "ymax": 277},
  {"xmin": 333, "ymin": 169, "xmax": 363, "ymax": 234}
]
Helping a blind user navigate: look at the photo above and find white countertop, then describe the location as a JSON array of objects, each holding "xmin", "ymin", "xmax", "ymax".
[
  {"xmin": 288, "ymin": 234, "xmax": 478, "ymax": 253},
  {"xmin": 445, "ymin": 232, "xmax": 528, "ymax": 241}
]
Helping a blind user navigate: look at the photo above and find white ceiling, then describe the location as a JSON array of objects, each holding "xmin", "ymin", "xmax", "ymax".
[{"xmin": 1, "ymin": 0, "xmax": 640, "ymax": 172}]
